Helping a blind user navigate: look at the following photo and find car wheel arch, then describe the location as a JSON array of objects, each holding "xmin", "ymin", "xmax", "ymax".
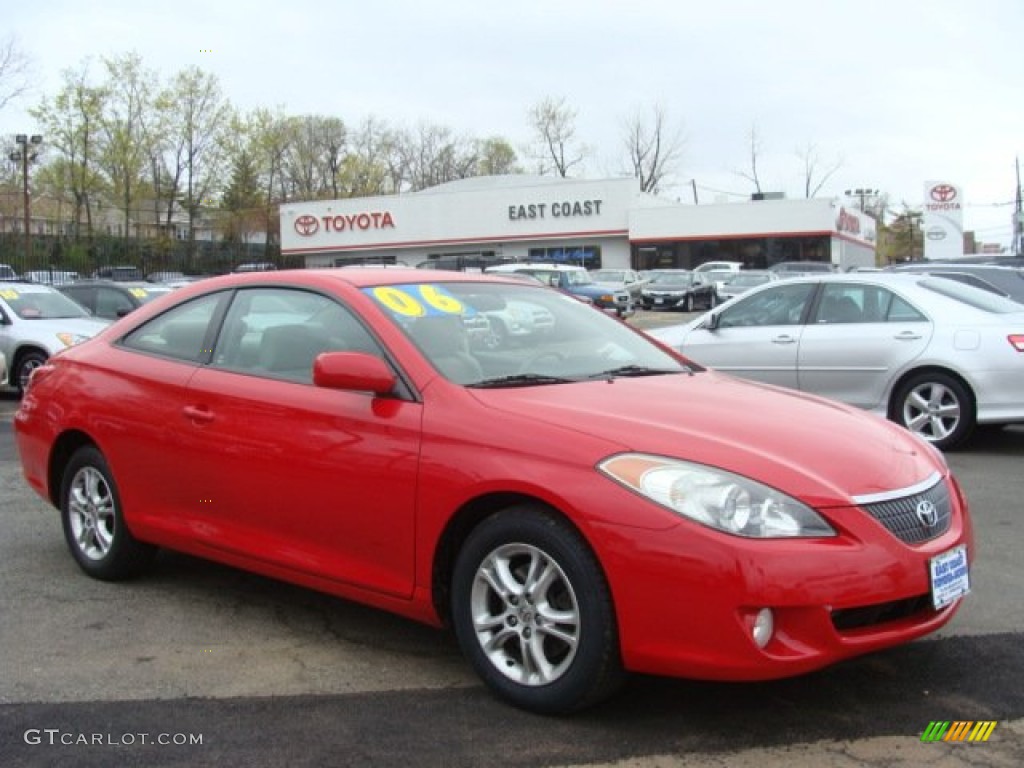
[
  {"xmin": 430, "ymin": 492, "xmax": 610, "ymax": 628},
  {"xmin": 48, "ymin": 430, "xmax": 99, "ymax": 507}
]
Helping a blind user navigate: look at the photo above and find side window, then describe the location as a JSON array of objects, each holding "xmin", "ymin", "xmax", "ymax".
[
  {"xmin": 212, "ymin": 288, "xmax": 383, "ymax": 383},
  {"xmin": 121, "ymin": 293, "xmax": 224, "ymax": 362},
  {"xmin": 717, "ymin": 283, "xmax": 816, "ymax": 328},
  {"xmin": 886, "ymin": 293, "xmax": 927, "ymax": 322},
  {"xmin": 96, "ymin": 287, "xmax": 135, "ymax": 319},
  {"xmin": 62, "ymin": 286, "xmax": 94, "ymax": 312},
  {"xmin": 814, "ymin": 284, "xmax": 867, "ymax": 324}
]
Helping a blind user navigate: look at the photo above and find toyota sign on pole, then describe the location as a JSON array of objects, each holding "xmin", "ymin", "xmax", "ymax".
[{"xmin": 923, "ymin": 181, "xmax": 964, "ymax": 260}]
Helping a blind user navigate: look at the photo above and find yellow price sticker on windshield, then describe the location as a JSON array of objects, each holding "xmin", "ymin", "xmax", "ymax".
[
  {"xmin": 372, "ymin": 286, "xmax": 427, "ymax": 317},
  {"xmin": 0, "ymin": 289, "xmax": 19, "ymax": 300},
  {"xmin": 130, "ymin": 288, "xmax": 148, "ymax": 298}
]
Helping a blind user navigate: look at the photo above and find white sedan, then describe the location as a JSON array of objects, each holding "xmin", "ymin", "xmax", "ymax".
[
  {"xmin": 0, "ymin": 283, "xmax": 111, "ymax": 394},
  {"xmin": 649, "ymin": 272, "xmax": 1024, "ymax": 450}
]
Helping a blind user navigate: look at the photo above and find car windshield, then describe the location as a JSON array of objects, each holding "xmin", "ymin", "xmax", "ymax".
[
  {"xmin": 650, "ymin": 271, "xmax": 694, "ymax": 285},
  {"xmin": 1, "ymin": 285, "xmax": 92, "ymax": 319},
  {"xmin": 363, "ymin": 281, "xmax": 691, "ymax": 385},
  {"xmin": 563, "ymin": 270, "xmax": 594, "ymax": 286},
  {"xmin": 132, "ymin": 286, "xmax": 174, "ymax": 303},
  {"xmin": 590, "ymin": 270, "xmax": 626, "ymax": 282}
]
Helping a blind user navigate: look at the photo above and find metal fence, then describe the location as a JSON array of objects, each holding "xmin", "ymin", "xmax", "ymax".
[{"xmin": 0, "ymin": 232, "xmax": 293, "ymax": 280}]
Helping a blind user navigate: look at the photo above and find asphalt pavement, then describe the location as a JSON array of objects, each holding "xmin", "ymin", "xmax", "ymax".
[{"xmin": 1, "ymin": 352, "xmax": 1022, "ymax": 767}]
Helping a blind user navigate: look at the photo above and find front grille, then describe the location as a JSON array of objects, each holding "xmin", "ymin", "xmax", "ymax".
[
  {"xmin": 831, "ymin": 594, "xmax": 932, "ymax": 631},
  {"xmin": 859, "ymin": 478, "xmax": 952, "ymax": 545}
]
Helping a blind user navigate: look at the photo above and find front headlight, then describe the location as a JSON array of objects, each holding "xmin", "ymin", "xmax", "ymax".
[
  {"xmin": 598, "ymin": 453, "xmax": 836, "ymax": 538},
  {"xmin": 56, "ymin": 332, "xmax": 90, "ymax": 348}
]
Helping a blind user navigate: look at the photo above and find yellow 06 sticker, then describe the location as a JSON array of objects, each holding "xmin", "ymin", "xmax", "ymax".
[
  {"xmin": 419, "ymin": 285, "xmax": 464, "ymax": 314},
  {"xmin": 371, "ymin": 286, "xmax": 427, "ymax": 317},
  {"xmin": 0, "ymin": 289, "xmax": 19, "ymax": 300}
]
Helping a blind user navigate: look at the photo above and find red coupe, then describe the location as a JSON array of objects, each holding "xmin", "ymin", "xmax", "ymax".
[{"xmin": 15, "ymin": 269, "xmax": 973, "ymax": 714}]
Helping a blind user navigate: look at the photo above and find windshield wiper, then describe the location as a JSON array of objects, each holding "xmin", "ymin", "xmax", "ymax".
[
  {"xmin": 468, "ymin": 373, "xmax": 576, "ymax": 389},
  {"xmin": 588, "ymin": 365, "xmax": 691, "ymax": 380}
]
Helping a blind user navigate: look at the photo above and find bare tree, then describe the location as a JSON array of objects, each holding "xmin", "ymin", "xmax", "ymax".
[
  {"xmin": 98, "ymin": 52, "xmax": 158, "ymax": 237},
  {"xmin": 30, "ymin": 62, "xmax": 107, "ymax": 240},
  {"xmin": 161, "ymin": 67, "xmax": 232, "ymax": 258},
  {"xmin": 528, "ymin": 96, "xmax": 587, "ymax": 177},
  {"xmin": 735, "ymin": 124, "xmax": 764, "ymax": 195},
  {"xmin": 795, "ymin": 141, "xmax": 843, "ymax": 198},
  {"xmin": 621, "ymin": 104, "xmax": 685, "ymax": 193},
  {"xmin": 0, "ymin": 34, "xmax": 32, "ymax": 113}
]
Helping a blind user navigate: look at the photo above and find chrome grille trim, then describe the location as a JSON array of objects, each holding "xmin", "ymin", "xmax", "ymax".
[
  {"xmin": 857, "ymin": 476, "xmax": 952, "ymax": 545},
  {"xmin": 851, "ymin": 471, "xmax": 942, "ymax": 505}
]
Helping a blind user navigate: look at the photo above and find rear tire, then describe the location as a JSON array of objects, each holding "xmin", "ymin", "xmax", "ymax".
[
  {"xmin": 451, "ymin": 506, "xmax": 624, "ymax": 714},
  {"xmin": 60, "ymin": 445, "xmax": 157, "ymax": 580}
]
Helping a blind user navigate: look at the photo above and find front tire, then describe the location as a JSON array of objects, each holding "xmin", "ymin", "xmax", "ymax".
[
  {"xmin": 891, "ymin": 371, "xmax": 975, "ymax": 451},
  {"xmin": 15, "ymin": 349, "xmax": 47, "ymax": 396},
  {"xmin": 60, "ymin": 445, "xmax": 157, "ymax": 580},
  {"xmin": 451, "ymin": 506, "xmax": 624, "ymax": 714}
]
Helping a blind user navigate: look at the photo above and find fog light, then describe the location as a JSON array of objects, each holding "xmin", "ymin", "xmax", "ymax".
[{"xmin": 752, "ymin": 608, "xmax": 774, "ymax": 649}]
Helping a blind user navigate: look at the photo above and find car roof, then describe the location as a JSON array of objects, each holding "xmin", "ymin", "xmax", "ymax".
[
  {"xmin": 486, "ymin": 263, "xmax": 586, "ymax": 273},
  {"xmin": 61, "ymin": 280, "xmax": 174, "ymax": 289}
]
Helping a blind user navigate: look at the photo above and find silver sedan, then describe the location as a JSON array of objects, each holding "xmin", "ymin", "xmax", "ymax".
[{"xmin": 648, "ymin": 273, "xmax": 1024, "ymax": 450}]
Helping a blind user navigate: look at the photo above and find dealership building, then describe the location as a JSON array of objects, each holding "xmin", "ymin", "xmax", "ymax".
[{"xmin": 280, "ymin": 175, "xmax": 877, "ymax": 272}]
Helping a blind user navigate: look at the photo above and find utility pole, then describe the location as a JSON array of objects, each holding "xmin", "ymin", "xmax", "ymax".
[
  {"xmin": 9, "ymin": 134, "xmax": 44, "ymax": 264},
  {"xmin": 1015, "ymin": 156, "xmax": 1022, "ymax": 256}
]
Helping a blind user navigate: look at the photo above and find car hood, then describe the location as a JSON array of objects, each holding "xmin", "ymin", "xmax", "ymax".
[
  {"xmin": 470, "ymin": 371, "xmax": 942, "ymax": 508},
  {"xmin": 13, "ymin": 316, "xmax": 110, "ymax": 341}
]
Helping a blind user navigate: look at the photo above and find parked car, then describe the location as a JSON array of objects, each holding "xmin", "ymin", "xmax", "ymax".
[
  {"xmin": 0, "ymin": 264, "xmax": 20, "ymax": 281},
  {"xmin": 22, "ymin": 269, "xmax": 80, "ymax": 286},
  {"xmin": 649, "ymin": 273, "xmax": 1024, "ymax": 450},
  {"xmin": 0, "ymin": 282, "xmax": 111, "ymax": 394},
  {"xmin": 640, "ymin": 269, "xmax": 717, "ymax": 311},
  {"xmin": 588, "ymin": 269, "xmax": 648, "ymax": 303},
  {"xmin": 16, "ymin": 269, "xmax": 972, "ymax": 714},
  {"xmin": 93, "ymin": 265, "xmax": 144, "ymax": 281},
  {"xmin": 233, "ymin": 262, "xmax": 278, "ymax": 273},
  {"xmin": 486, "ymin": 263, "xmax": 633, "ymax": 317},
  {"xmin": 58, "ymin": 281, "xmax": 175, "ymax": 320},
  {"xmin": 768, "ymin": 261, "xmax": 837, "ymax": 276},
  {"xmin": 885, "ymin": 263, "xmax": 1024, "ymax": 305},
  {"xmin": 716, "ymin": 270, "xmax": 779, "ymax": 302},
  {"xmin": 693, "ymin": 260, "xmax": 743, "ymax": 274}
]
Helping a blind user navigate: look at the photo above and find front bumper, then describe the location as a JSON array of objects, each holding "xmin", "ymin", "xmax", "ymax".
[{"xmin": 591, "ymin": 477, "xmax": 973, "ymax": 681}]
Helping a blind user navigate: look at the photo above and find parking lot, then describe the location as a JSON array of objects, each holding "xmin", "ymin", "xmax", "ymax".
[{"xmin": 1, "ymin": 334, "xmax": 1023, "ymax": 766}]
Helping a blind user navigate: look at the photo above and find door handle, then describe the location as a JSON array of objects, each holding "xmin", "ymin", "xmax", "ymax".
[
  {"xmin": 894, "ymin": 331, "xmax": 923, "ymax": 341},
  {"xmin": 183, "ymin": 405, "xmax": 214, "ymax": 424},
  {"xmin": 771, "ymin": 335, "xmax": 797, "ymax": 345}
]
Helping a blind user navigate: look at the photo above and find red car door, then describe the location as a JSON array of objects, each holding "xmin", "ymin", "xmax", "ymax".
[{"xmin": 181, "ymin": 365, "xmax": 423, "ymax": 598}]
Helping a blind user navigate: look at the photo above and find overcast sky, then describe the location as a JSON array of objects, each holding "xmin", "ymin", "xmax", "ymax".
[{"xmin": 3, "ymin": 0, "xmax": 1021, "ymax": 247}]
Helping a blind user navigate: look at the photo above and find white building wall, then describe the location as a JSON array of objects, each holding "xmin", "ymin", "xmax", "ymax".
[{"xmin": 283, "ymin": 177, "xmax": 874, "ymax": 271}]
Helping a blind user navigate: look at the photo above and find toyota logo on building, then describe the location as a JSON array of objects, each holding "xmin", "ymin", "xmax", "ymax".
[
  {"xmin": 915, "ymin": 499, "xmax": 939, "ymax": 528},
  {"xmin": 294, "ymin": 215, "xmax": 320, "ymax": 237},
  {"xmin": 930, "ymin": 184, "xmax": 958, "ymax": 203}
]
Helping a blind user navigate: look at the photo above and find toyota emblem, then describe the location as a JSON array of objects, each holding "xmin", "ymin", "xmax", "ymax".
[
  {"xmin": 929, "ymin": 184, "xmax": 957, "ymax": 203},
  {"xmin": 915, "ymin": 499, "xmax": 938, "ymax": 528},
  {"xmin": 294, "ymin": 215, "xmax": 320, "ymax": 237}
]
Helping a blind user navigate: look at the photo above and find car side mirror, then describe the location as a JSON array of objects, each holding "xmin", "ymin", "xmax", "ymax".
[
  {"xmin": 313, "ymin": 351, "xmax": 396, "ymax": 394},
  {"xmin": 705, "ymin": 312, "xmax": 721, "ymax": 331}
]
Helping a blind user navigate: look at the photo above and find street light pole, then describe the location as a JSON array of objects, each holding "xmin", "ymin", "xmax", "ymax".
[{"xmin": 9, "ymin": 133, "xmax": 43, "ymax": 264}]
